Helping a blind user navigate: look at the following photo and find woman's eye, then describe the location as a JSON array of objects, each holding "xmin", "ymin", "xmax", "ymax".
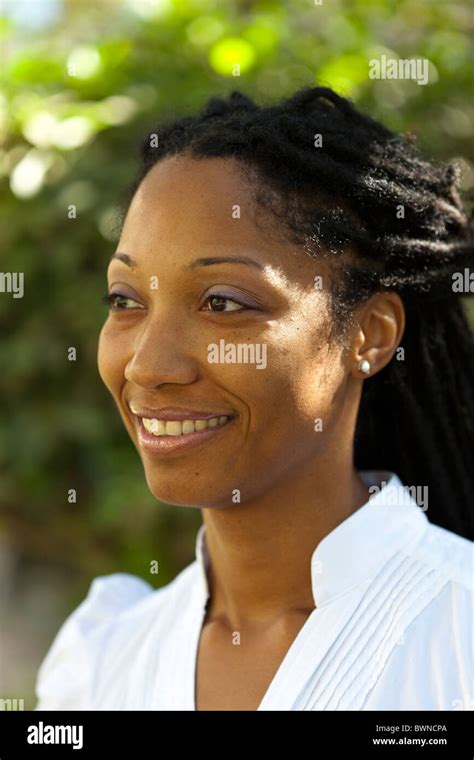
[
  {"xmin": 102, "ymin": 293, "xmax": 144, "ymax": 311},
  {"xmin": 203, "ymin": 295, "xmax": 248, "ymax": 313}
]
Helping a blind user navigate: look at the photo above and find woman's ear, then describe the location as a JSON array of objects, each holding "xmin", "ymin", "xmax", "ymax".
[{"xmin": 350, "ymin": 292, "xmax": 406, "ymax": 377}]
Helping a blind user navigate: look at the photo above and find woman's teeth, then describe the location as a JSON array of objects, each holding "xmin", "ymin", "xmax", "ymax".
[{"xmin": 142, "ymin": 416, "xmax": 230, "ymax": 436}]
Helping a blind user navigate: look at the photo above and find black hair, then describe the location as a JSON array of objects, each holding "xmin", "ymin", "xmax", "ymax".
[{"xmin": 132, "ymin": 86, "xmax": 474, "ymax": 540}]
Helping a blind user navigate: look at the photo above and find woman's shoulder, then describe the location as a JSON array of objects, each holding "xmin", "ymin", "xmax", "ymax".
[
  {"xmin": 74, "ymin": 572, "xmax": 155, "ymax": 618},
  {"xmin": 35, "ymin": 563, "xmax": 200, "ymax": 709}
]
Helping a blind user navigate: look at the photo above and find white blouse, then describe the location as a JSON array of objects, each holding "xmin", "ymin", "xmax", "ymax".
[{"xmin": 35, "ymin": 470, "xmax": 473, "ymax": 711}]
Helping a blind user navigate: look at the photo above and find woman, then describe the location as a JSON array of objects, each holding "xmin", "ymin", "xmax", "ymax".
[{"xmin": 35, "ymin": 86, "xmax": 473, "ymax": 711}]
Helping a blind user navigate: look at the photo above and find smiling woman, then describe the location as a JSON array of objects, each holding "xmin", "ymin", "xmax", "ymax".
[{"xmin": 35, "ymin": 86, "xmax": 473, "ymax": 711}]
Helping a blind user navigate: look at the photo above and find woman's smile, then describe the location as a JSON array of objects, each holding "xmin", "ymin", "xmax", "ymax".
[
  {"xmin": 128, "ymin": 403, "xmax": 238, "ymax": 456},
  {"xmin": 134, "ymin": 411, "xmax": 238, "ymax": 456}
]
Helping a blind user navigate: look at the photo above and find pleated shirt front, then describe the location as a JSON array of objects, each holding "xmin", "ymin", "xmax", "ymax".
[{"xmin": 35, "ymin": 470, "xmax": 474, "ymax": 711}]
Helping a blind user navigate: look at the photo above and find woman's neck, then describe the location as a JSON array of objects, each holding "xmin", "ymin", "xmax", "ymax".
[{"xmin": 201, "ymin": 463, "xmax": 371, "ymax": 627}]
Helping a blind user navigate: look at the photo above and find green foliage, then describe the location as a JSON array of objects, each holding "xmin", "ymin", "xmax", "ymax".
[{"xmin": 1, "ymin": 0, "xmax": 473, "ymax": 580}]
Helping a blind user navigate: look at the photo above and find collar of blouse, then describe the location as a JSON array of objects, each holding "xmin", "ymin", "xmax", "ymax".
[{"xmin": 194, "ymin": 470, "xmax": 429, "ymax": 610}]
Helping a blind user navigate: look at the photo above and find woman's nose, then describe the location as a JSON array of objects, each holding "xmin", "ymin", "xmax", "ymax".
[{"xmin": 124, "ymin": 322, "xmax": 199, "ymax": 389}]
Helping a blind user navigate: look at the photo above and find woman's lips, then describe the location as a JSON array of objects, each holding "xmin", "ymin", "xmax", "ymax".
[
  {"xmin": 134, "ymin": 414, "xmax": 237, "ymax": 455},
  {"xmin": 129, "ymin": 405, "xmax": 236, "ymax": 421}
]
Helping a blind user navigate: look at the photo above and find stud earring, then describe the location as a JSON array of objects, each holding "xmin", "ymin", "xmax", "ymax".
[{"xmin": 357, "ymin": 359, "xmax": 371, "ymax": 375}]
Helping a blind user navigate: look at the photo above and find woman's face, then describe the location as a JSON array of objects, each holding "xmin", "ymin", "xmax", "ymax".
[{"xmin": 98, "ymin": 155, "xmax": 357, "ymax": 508}]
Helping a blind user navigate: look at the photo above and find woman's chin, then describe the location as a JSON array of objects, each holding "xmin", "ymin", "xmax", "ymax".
[{"xmin": 143, "ymin": 473, "xmax": 228, "ymax": 509}]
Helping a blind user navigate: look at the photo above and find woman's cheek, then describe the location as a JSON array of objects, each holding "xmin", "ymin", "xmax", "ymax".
[{"xmin": 97, "ymin": 321, "xmax": 129, "ymax": 395}]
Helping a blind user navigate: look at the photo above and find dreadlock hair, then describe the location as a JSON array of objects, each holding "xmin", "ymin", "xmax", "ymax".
[{"xmin": 131, "ymin": 86, "xmax": 474, "ymax": 540}]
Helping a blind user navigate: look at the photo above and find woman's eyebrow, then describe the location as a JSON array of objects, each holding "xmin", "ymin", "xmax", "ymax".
[
  {"xmin": 110, "ymin": 252, "xmax": 135, "ymax": 267},
  {"xmin": 109, "ymin": 253, "xmax": 265, "ymax": 271},
  {"xmin": 188, "ymin": 256, "xmax": 264, "ymax": 271}
]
